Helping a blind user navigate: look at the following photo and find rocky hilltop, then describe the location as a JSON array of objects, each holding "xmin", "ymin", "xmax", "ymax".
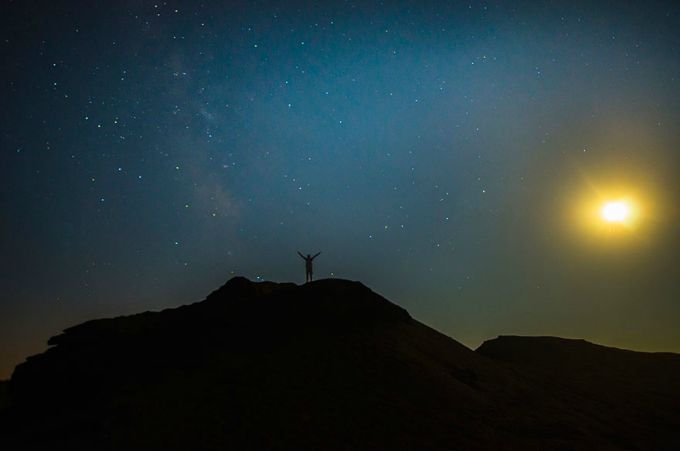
[{"xmin": 2, "ymin": 277, "xmax": 679, "ymax": 450}]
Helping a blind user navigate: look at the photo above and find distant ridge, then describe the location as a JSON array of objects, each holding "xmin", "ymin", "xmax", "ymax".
[{"xmin": 2, "ymin": 277, "xmax": 679, "ymax": 450}]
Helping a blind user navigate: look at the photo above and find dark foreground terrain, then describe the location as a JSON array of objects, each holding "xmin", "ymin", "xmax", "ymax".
[{"xmin": 2, "ymin": 277, "xmax": 679, "ymax": 450}]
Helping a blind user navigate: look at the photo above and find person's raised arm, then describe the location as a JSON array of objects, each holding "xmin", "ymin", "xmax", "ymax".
[
  {"xmin": 297, "ymin": 251, "xmax": 305, "ymax": 259},
  {"xmin": 312, "ymin": 252, "xmax": 321, "ymax": 260}
]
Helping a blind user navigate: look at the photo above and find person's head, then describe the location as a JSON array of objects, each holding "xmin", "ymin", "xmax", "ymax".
[{"xmin": 307, "ymin": 254, "xmax": 311, "ymax": 258}]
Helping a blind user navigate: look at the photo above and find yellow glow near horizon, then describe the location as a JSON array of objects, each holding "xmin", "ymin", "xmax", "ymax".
[
  {"xmin": 571, "ymin": 187, "xmax": 647, "ymax": 241},
  {"xmin": 601, "ymin": 200, "xmax": 631, "ymax": 223},
  {"xmin": 592, "ymin": 196, "xmax": 639, "ymax": 229}
]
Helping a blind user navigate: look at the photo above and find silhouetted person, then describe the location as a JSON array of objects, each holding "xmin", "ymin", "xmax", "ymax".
[{"xmin": 298, "ymin": 251, "xmax": 321, "ymax": 283}]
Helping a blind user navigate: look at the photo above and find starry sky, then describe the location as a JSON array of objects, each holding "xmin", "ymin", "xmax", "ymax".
[{"xmin": 2, "ymin": 1, "xmax": 680, "ymax": 378}]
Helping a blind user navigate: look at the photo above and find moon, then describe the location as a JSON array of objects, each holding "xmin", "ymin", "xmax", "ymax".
[{"xmin": 601, "ymin": 201, "xmax": 631, "ymax": 223}]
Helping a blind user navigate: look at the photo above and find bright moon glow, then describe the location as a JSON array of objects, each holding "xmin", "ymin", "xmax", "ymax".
[{"xmin": 601, "ymin": 201, "xmax": 631, "ymax": 223}]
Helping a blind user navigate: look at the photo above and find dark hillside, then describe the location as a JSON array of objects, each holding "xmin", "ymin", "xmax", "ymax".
[
  {"xmin": 477, "ymin": 336, "xmax": 680, "ymax": 450},
  {"xmin": 0, "ymin": 380, "xmax": 8, "ymax": 413},
  {"xmin": 3, "ymin": 278, "xmax": 679, "ymax": 450}
]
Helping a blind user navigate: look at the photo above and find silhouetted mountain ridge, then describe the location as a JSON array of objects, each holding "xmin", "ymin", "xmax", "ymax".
[
  {"xmin": 44, "ymin": 277, "xmax": 409, "ymax": 349},
  {"xmin": 478, "ymin": 334, "xmax": 680, "ymax": 399},
  {"xmin": 2, "ymin": 277, "xmax": 679, "ymax": 450}
]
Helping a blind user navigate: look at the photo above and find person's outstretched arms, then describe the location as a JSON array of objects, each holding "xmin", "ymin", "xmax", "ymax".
[
  {"xmin": 312, "ymin": 252, "xmax": 321, "ymax": 260},
  {"xmin": 297, "ymin": 251, "xmax": 305, "ymax": 259}
]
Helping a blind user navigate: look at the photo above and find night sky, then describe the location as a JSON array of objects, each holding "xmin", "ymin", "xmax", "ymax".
[{"xmin": 2, "ymin": 1, "xmax": 680, "ymax": 379}]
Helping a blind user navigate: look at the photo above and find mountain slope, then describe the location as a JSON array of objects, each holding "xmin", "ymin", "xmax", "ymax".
[
  {"xmin": 477, "ymin": 335, "xmax": 680, "ymax": 450},
  {"xmin": 2, "ymin": 278, "xmax": 679, "ymax": 450}
]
